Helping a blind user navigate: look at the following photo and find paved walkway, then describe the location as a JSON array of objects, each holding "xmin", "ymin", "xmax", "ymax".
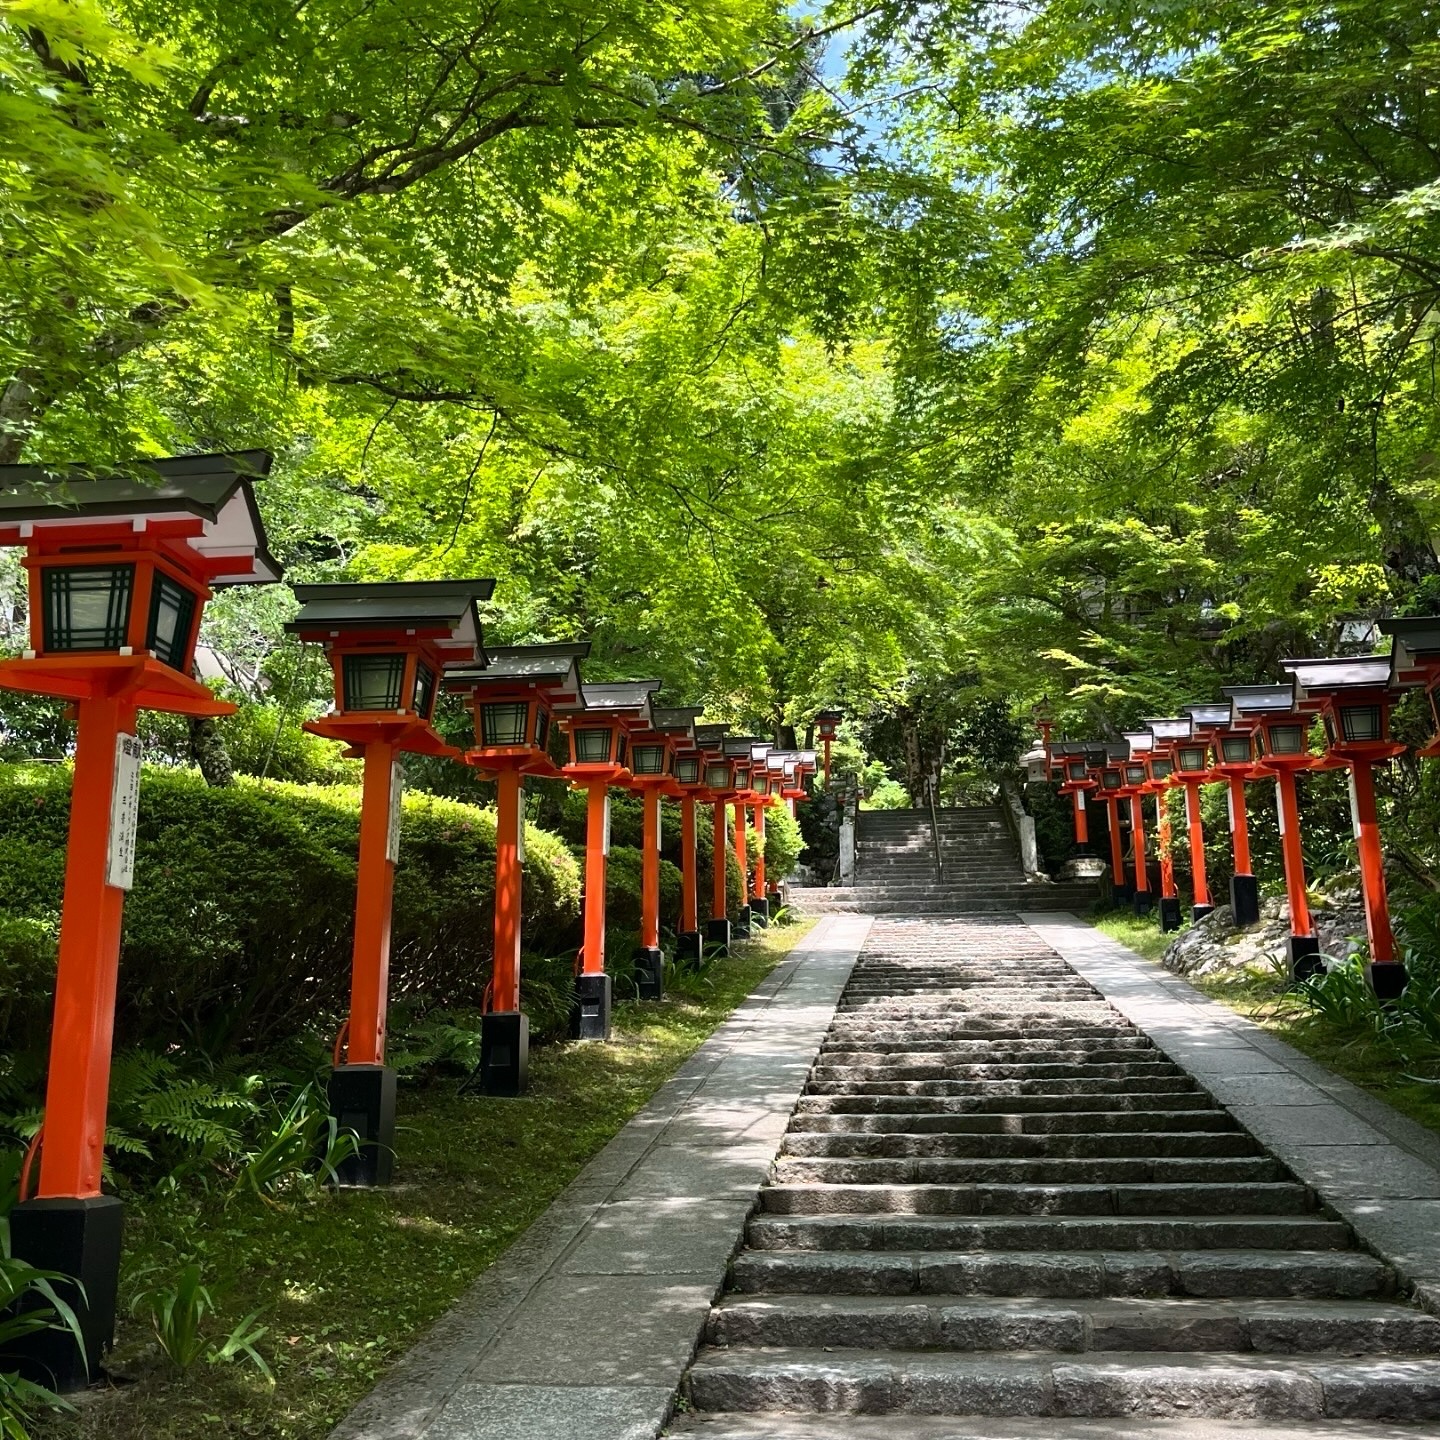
[{"xmin": 329, "ymin": 915, "xmax": 872, "ymax": 1440}]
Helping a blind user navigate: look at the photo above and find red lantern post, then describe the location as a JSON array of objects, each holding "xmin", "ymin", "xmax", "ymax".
[
  {"xmin": 289, "ymin": 580, "xmax": 492, "ymax": 1172},
  {"xmin": 0, "ymin": 451, "xmax": 280, "ymax": 1388},
  {"xmin": 1197, "ymin": 698, "xmax": 1265, "ymax": 927},
  {"xmin": 1097, "ymin": 751, "xmax": 1131, "ymax": 905},
  {"xmin": 1055, "ymin": 745, "xmax": 1098, "ymax": 853},
  {"xmin": 1144, "ymin": 718, "xmax": 1198, "ymax": 932},
  {"xmin": 670, "ymin": 720, "xmax": 714, "ymax": 963},
  {"xmin": 1286, "ymin": 655, "xmax": 1412, "ymax": 998},
  {"xmin": 1227, "ymin": 684, "xmax": 1321, "ymax": 978},
  {"xmin": 747, "ymin": 743, "xmax": 774, "ymax": 925},
  {"xmin": 723, "ymin": 737, "xmax": 762, "ymax": 937},
  {"xmin": 445, "ymin": 642, "xmax": 588, "ymax": 1093},
  {"xmin": 561, "ymin": 681, "xmax": 660, "ymax": 1038},
  {"xmin": 815, "ymin": 709, "xmax": 841, "ymax": 787},
  {"xmin": 700, "ymin": 732, "xmax": 737, "ymax": 953},
  {"xmin": 1384, "ymin": 616, "xmax": 1440, "ymax": 758},
  {"xmin": 1118, "ymin": 737, "xmax": 1154, "ymax": 916}
]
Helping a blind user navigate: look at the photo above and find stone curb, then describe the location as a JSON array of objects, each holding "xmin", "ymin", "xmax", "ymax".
[
  {"xmin": 328, "ymin": 915, "xmax": 873, "ymax": 1440},
  {"xmin": 1022, "ymin": 913, "xmax": 1440, "ymax": 1318}
]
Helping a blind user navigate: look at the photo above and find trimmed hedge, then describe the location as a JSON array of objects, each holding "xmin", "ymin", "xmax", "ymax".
[{"xmin": 0, "ymin": 764, "xmax": 580, "ymax": 1058}]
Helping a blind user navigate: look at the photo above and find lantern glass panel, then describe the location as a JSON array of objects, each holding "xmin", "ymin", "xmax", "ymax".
[
  {"xmin": 573, "ymin": 727, "xmax": 612, "ymax": 763},
  {"xmin": 616, "ymin": 734, "xmax": 628, "ymax": 766},
  {"xmin": 631, "ymin": 743, "xmax": 666, "ymax": 775},
  {"xmin": 146, "ymin": 572, "xmax": 196, "ymax": 670},
  {"xmin": 42, "ymin": 564, "xmax": 134, "ymax": 652},
  {"xmin": 1221, "ymin": 735, "xmax": 1251, "ymax": 762},
  {"xmin": 412, "ymin": 663, "xmax": 437, "ymax": 718},
  {"xmin": 534, "ymin": 707, "xmax": 550, "ymax": 748},
  {"xmin": 1268, "ymin": 723, "xmax": 1305, "ymax": 755},
  {"xmin": 1125, "ymin": 764, "xmax": 1146, "ymax": 784},
  {"xmin": 705, "ymin": 762, "xmax": 731, "ymax": 789},
  {"xmin": 1340, "ymin": 705, "xmax": 1383, "ymax": 743},
  {"xmin": 675, "ymin": 756, "xmax": 700, "ymax": 785},
  {"xmin": 481, "ymin": 701, "xmax": 528, "ymax": 746},
  {"xmin": 1151, "ymin": 757, "xmax": 1173, "ymax": 780},
  {"xmin": 1178, "ymin": 745, "xmax": 1207, "ymax": 772},
  {"xmin": 1102, "ymin": 770, "xmax": 1121, "ymax": 789},
  {"xmin": 1066, "ymin": 760, "xmax": 1087, "ymax": 780},
  {"xmin": 343, "ymin": 653, "xmax": 406, "ymax": 711}
]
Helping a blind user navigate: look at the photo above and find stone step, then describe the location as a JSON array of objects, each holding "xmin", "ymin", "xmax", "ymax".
[
  {"xmin": 809, "ymin": 1062, "xmax": 1186, "ymax": 1083},
  {"xmin": 818, "ymin": 1042, "xmax": 1156, "ymax": 1059},
  {"xmin": 728, "ymin": 1248, "xmax": 1395, "ymax": 1300},
  {"xmin": 686, "ymin": 1348, "xmax": 1440, "ymax": 1419},
  {"xmin": 745, "ymin": 1214, "xmax": 1353, "ymax": 1253},
  {"xmin": 822, "ymin": 1026, "xmax": 1133, "ymax": 1043},
  {"xmin": 794, "ymin": 900, "xmax": 1098, "ymax": 915},
  {"xmin": 773, "ymin": 1157, "xmax": 1282, "ymax": 1186},
  {"xmin": 804, "ymin": 1077, "xmax": 1202, "ymax": 1097},
  {"xmin": 669, "ymin": 1413, "xmax": 1438, "ymax": 1440},
  {"xmin": 758, "ymin": 1182, "xmax": 1314, "ymax": 1218},
  {"xmin": 791, "ymin": 1099, "xmax": 1233, "ymax": 1123},
  {"xmin": 707, "ymin": 1295, "xmax": 1440, "ymax": 1355},
  {"xmin": 782, "ymin": 1130, "xmax": 1257, "ymax": 1161}
]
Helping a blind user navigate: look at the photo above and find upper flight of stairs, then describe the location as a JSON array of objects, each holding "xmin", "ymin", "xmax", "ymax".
[
  {"xmin": 791, "ymin": 806, "xmax": 1099, "ymax": 915},
  {"xmin": 674, "ymin": 917, "xmax": 1440, "ymax": 1434}
]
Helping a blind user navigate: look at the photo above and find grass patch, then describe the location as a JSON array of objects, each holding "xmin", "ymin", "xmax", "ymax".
[
  {"xmin": 1085, "ymin": 909, "xmax": 1440, "ymax": 1140},
  {"xmin": 44, "ymin": 920, "xmax": 815, "ymax": 1440}
]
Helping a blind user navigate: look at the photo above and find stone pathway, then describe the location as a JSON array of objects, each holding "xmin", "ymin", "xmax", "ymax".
[
  {"xmin": 676, "ymin": 916, "xmax": 1440, "ymax": 1434},
  {"xmin": 328, "ymin": 916, "xmax": 871, "ymax": 1440}
]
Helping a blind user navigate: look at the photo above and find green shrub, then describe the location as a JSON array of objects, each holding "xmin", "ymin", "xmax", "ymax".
[
  {"xmin": 0, "ymin": 763, "xmax": 580, "ymax": 1061},
  {"xmin": 764, "ymin": 807, "xmax": 804, "ymax": 881}
]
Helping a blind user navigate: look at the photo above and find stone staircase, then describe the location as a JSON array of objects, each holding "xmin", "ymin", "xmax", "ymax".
[
  {"xmin": 674, "ymin": 917, "xmax": 1440, "ymax": 1433},
  {"xmin": 790, "ymin": 807, "xmax": 1099, "ymax": 914}
]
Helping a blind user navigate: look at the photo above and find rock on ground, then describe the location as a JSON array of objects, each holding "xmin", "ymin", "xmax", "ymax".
[{"xmin": 1162, "ymin": 887, "xmax": 1368, "ymax": 979}]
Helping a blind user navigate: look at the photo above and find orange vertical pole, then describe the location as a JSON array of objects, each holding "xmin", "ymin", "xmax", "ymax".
[
  {"xmin": 1228, "ymin": 775, "xmax": 1253, "ymax": 873},
  {"xmin": 823, "ymin": 739, "xmax": 832, "ymax": 786},
  {"xmin": 37, "ymin": 695, "xmax": 135, "ymax": 1199},
  {"xmin": 1106, "ymin": 797, "xmax": 1125, "ymax": 892},
  {"xmin": 346, "ymin": 741, "xmax": 398, "ymax": 1066},
  {"xmin": 1185, "ymin": 781, "xmax": 1212, "ymax": 909},
  {"xmin": 580, "ymin": 779, "xmax": 609, "ymax": 975},
  {"xmin": 1157, "ymin": 793, "xmax": 1177, "ymax": 900},
  {"xmin": 733, "ymin": 800, "xmax": 749, "ymax": 903},
  {"xmin": 1130, "ymin": 794, "xmax": 1150, "ymax": 900},
  {"xmin": 753, "ymin": 803, "xmax": 767, "ymax": 899},
  {"xmin": 1348, "ymin": 763, "xmax": 1398, "ymax": 965},
  {"xmin": 1274, "ymin": 768, "xmax": 1313, "ymax": 939},
  {"xmin": 491, "ymin": 765, "xmax": 523, "ymax": 1013},
  {"xmin": 1071, "ymin": 790, "xmax": 1089, "ymax": 846},
  {"xmin": 680, "ymin": 794, "xmax": 699, "ymax": 934},
  {"xmin": 640, "ymin": 785, "xmax": 661, "ymax": 951},
  {"xmin": 711, "ymin": 799, "xmax": 728, "ymax": 920}
]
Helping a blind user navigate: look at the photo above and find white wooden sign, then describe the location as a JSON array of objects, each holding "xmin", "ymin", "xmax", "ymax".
[
  {"xmin": 106, "ymin": 734, "xmax": 143, "ymax": 890},
  {"xmin": 386, "ymin": 760, "xmax": 404, "ymax": 863},
  {"xmin": 517, "ymin": 785, "xmax": 527, "ymax": 862},
  {"xmin": 602, "ymin": 794, "xmax": 611, "ymax": 856}
]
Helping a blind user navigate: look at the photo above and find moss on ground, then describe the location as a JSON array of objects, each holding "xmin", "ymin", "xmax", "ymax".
[{"xmin": 44, "ymin": 920, "xmax": 814, "ymax": 1440}]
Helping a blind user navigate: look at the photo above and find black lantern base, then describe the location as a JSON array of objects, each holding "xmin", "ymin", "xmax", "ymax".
[
  {"xmin": 750, "ymin": 896, "xmax": 769, "ymax": 927},
  {"xmin": 1132, "ymin": 890, "xmax": 1153, "ymax": 918},
  {"xmin": 1367, "ymin": 960, "xmax": 1409, "ymax": 1001},
  {"xmin": 7, "ymin": 1194, "xmax": 124, "ymax": 1391},
  {"xmin": 1159, "ymin": 896, "xmax": 1183, "ymax": 933},
  {"xmin": 1112, "ymin": 881, "xmax": 1134, "ymax": 907},
  {"xmin": 479, "ymin": 1011, "xmax": 529, "ymax": 1095},
  {"xmin": 733, "ymin": 905, "xmax": 752, "ymax": 940},
  {"xmin": 675, "ymin": 930, "xmax": 703, "ymax": 966},
  {"xmin": 704, "ymin": 917, "xmax": 731, "ymax": 955},
  {"xmin": 1192, "ymin": 903, "xmax": 1215, "ymax": 923},
  {"xmin": 633, "ymin": 946, "xmax": 664, "ymax": 1000},
  {"xmin": 571, "ymin": 973, "xmax": 612, "ymax": 1040},
  {"xmin": 1231, "ymin": 873, "xmax": 1261, "ymax": 928},
  {"xmin": 327, "ymin": 1064, "xmax": 397, "ymax": 1186},
  {"xmin": 1288, "ymin": 933, "xmax": 1323, "ymax": 982}
]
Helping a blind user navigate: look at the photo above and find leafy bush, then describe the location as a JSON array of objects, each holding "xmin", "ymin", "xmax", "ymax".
[
  {"xmin": 0, "ymin": 1254, "xmax": 84, "ymax": 1438},
  {"xmin": 862, "ymin": 778, "xmax": 910, "ymax": 810},
  {"xmin": 0, "ymin": 763, "xmax": 580, "ymax": 1061},
  {"xmin": 763, "ymin": 807, "xmax": 804, "ymax": 880}
]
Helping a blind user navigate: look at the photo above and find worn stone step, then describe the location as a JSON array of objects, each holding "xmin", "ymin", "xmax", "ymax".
[
  {"xmin": 823, "ymin": 1026, "xmax": 1136, "ymax": 1044},
  {"xmin": 707, "ymin": 1295, "xmax": 1440, "ymax": 1355},
  {"xmin": 728, "ymin": 1248, "xmax": 1395, "ymax": 1300},
  {"xmin": 687, "ymin": 1347, "xmax": 1440, "ymax": 1418},
  {"xmin": 745, "ymin": 1213, "xmax": 1353, "ymax": 1253},
  {"xmin": 790, "ymin": 1102, "xmax": 1236, "ymax": 1126},
  {"xmin": 758, "ymin": 1182, "xmax": 1314, "ymax": 1218},
  {"xmin": 670, "ymin": 1413, "xmax": 1439, "ymax": 1440},
  {"xmin": 819, "ymin": 1041, "xmax": 1156, "ymax": 1060},
  {"xmin": 805, "ymin": 1077, "xmax": 1202, "ymax": 1098},
  {"xmin": 772, "ymin": 1156, "xmax": 1281, "ymax": 1185},
  {"xmin": 782, "ymin": 1130, "xmax": 1258, "ymax": 1162},
  {"xmin": 809, "ymin": 1062, "xmax": 1186, "ymax": 1083}
]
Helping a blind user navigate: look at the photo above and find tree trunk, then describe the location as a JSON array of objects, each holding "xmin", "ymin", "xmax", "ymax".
[{"xmin": 189, "ymin": 716, "xmax": 234, "ymax": 787}]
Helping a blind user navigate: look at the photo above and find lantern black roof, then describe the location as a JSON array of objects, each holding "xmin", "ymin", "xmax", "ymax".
[
  {"xmin": 723, "ymin": 736, "xmax": 763, "ymax": 757},
  {"xmin": 1282, "ymin": 655, "xmax": 1397, "ymax": 701},
  {"xmin": 1146, "ymin": 717, "xmax": 1193, "ymax": 743},
  {"xmin": 651, "ymin": 705, "xmax": 703, "ymax": 735},
  {"xmin": 287, "ymin": 579, "xmax": 493, "ymax": 650},
  {"xmin": 1222, "ymin": 683, "xmax": 1296, "ymax": 716},
  {"xmin": 1381, "ymin": 615, "xmax": 1440, "ymax": 660},
  {"xmin": 0, "ymin": 450, "xmax": 282, "ymax": 584},
  {"xmin": 1105, "ymin": 743, "xmax": 1129, "ymax": 762},
  {"xmin": 694, "ymin": 723, "xmax": 731, "ymax": 751},
  {"xmin": 1122, "ymin": 730, "xmax": 1154, "ymax": 755},
  {"xmin": 1185, "ymin": 702, "xmax": 1234, "ymax": 730},
  {"xmin": 579, "ymin": 681, "xmax": 661, "ymax": 717},
  {"xmin": 444, "ymin": 641, "xmax": 588, "ymax": 703}
]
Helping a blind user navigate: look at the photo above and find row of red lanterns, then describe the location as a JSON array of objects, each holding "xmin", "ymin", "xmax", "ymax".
[
  {"xmin": 0, "ymin": 450, "xmax": 827, "ymax": 1388},
  {"xmin": 1038, "ymin": 633, "xmax": 1440, "ymax": 1010}
]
